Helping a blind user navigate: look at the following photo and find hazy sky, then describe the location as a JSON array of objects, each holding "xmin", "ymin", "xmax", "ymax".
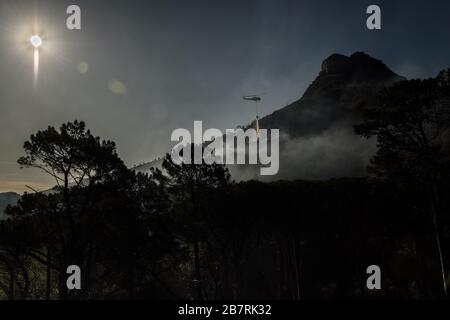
[{"xmin": 1, "ymin": 0, "xmax": 450, "ymax": 193}]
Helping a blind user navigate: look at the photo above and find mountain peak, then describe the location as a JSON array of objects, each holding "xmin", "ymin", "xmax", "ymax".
[
  {"xmin": 258, "ymin": 51, "xmax": 404, "ymax": 140},
  {"xmin": 321, "ymin": 53, "xmax": 349, "ymax": 74},
  {"xmin": 320, "ymin": 52, "xmax": 400, "ymax": 82}
]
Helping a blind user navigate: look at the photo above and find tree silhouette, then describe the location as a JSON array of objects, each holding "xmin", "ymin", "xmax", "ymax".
[
  {"xmin": 2, "ymin": 121, "xmax": 181, "ymax": 299},
  {"xmin": 156, "ymin": 150, "xmax": 231, "ymax": 300},
  {"xmin": 355, "ymin": 75, "xmax": 450, "ymax": 296}
]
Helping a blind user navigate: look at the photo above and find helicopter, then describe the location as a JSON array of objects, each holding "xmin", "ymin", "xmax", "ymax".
[{"xmin": 243, "ymin": 95, "xmax": 262, "ymax": 102}]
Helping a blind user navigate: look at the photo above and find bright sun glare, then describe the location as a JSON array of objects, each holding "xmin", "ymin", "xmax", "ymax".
[{"xmin": 30, "ymin": 35, "xmax": 42, "ymax": 48}]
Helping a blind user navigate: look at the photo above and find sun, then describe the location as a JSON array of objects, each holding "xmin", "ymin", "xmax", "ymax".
[{"xmin": 30, "ymin": 35, "xmax": 43, "ymax": 48}]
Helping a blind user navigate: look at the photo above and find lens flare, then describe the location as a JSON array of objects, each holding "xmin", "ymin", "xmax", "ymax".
[{"xmin": 33, "ymin": 48, "xmax": 39, "ymax": 86}]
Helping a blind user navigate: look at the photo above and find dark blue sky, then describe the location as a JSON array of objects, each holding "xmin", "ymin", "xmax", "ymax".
[{"xmin": 1, "ymin": 0, "xmax": 450, "ymax": 192}]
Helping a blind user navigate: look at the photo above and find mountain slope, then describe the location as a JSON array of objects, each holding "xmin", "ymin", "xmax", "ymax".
[
  {"xmin": 259, "ymin": 52, "xmax": 404, "ymax": 138},
  {"xmin": 238, "ymin": 52, "xmax": 406, "ymax": 180}
]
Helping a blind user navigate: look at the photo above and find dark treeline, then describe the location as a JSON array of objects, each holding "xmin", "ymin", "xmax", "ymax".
[{"xmin": 1, "ymin": 70, "xmax": 450, "ymax": 300}]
